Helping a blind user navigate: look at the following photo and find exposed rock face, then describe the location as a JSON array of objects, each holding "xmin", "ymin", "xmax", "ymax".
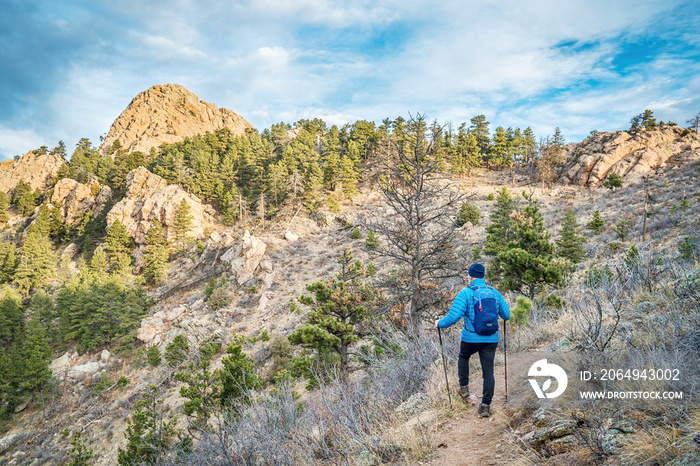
[
  {"xmin": 106, "ymin": 167, "xmax": 218, "ymax": 244},
  {"xmin": 50, "ymin": 178, "xmax": 113, "ymax": 223},
  {"xmin": 0, "ymin": 151, "xmax": 66, "ymax": 193},
  {"xmin": 221, "ymin": 229, "xmax": 267, "ymax": 285},
  {"xmin": 560, "ymin": 126, "xmax": 700, "ymax": 187},
  {"xmin": 99, "ymin": 83, "xmax": 252, "ymax": 155}
]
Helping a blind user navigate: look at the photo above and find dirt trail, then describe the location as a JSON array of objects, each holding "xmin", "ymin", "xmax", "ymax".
[{"xmin": 427, "ymin": 347, "xmax": 549, "ymax": 466}]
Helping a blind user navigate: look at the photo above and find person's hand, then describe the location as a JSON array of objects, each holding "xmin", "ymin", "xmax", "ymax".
[{"xmin": 435, "ymin": 320, "xmax": 440, "ymax": 329}]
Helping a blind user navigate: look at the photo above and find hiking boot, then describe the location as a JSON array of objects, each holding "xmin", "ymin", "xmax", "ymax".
[
  {"xmin": 479, "ymin": 403, "xmax": 490, "ymax": 418},
  {"xmin": 458, "ymin": 386, "xmax": 470, "ymax": 400}
]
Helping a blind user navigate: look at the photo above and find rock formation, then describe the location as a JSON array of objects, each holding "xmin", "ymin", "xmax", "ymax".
[
  {"xmin": 220, "ymin": 229, "xmax": 267, "ymax": 285},
  {"xmin": 106, "ymin": 166, "xmax": 218, "ymax": 244},
  {"xmin": 49, "ymin": 178, "xmax": 113, "ymax": 223},
  {"xmin": 99, "ymin": 83, "xmax": 252, "ymax": 155},
  {"xmin": 560, "ymin": 126, "xmax": 700, "ymax": 188},
  {"xmin": 0, "ymin": 151, "xmax": 65, "ymax": 193}
]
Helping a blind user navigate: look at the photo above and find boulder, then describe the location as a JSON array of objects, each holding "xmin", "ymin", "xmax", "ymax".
[
  {"xmin": 221, "ymin": 230, "xmax": 267, "ymax": 285},
  {"xmin": 100, "ymin": 349, "xmax": 111, "ymax": 364},
  {"xmin": 106, "ymin": 167, "xmax": 218, "ymax": 244},
  {"xmin": 99, "ymin": 83, "xmax": 252, "ymax": 156},
  {"xmin": 0, "ymin": 151, "xmax": 65, "ymax": 194},
  {"xmin": 284, "ymin": 230, "xmax": 299, "ymax": 241}
]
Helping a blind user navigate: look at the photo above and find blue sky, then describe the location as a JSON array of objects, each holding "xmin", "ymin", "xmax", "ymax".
[{"xmin": 1, "ymin": 0, "xmax": 699, "ymax": 161}]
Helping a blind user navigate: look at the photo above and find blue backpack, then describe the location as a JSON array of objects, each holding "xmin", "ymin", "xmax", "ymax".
[{"xmin": 468, "ymin": 285, "xmax": 499, "ymax": 335}]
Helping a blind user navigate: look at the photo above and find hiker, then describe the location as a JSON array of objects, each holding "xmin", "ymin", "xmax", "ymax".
[{"xmin": 435, "ymin": 263, "xmax": 510, "ymax": 417}]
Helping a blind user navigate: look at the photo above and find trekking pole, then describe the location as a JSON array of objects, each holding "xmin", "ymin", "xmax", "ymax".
[
  {"xmin": 437, "ymin": 326, "xmax": 453, "ymax": 410},
  {"xmin": 503, "ymin": 319, "xmax": 508, "ymax": 402}
]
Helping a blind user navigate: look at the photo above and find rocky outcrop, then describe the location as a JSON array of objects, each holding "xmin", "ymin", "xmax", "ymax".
[
  {"xmin": 0, "ymin": 151, "xmax": 65, "ymax": 194},
  {"xmin": 50, "ymin": 178, "xmax": 113, "ymax": 223},
  {"xmin": 99, "ymin": 84, "xmax": 252, "ymax": 155},
  {"xmin": 560, "ymin": 126, "xmax": 700, "ymax": 187},
  {"xmin": 106, "ymin": 167, "xmax": 218, "ymax": 244},
  {"xmin": 221, "ymin": 229, "xmax": 267, "ymax": 285}
]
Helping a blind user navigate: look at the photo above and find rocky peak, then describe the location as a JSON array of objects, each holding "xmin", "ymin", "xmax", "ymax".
[
  {"xmin": 99, "ymin": 84, "xmax": 252, "ymax": 155},
  {"xmin": 560, "ymin": 126, "xmax": 700, "ymax": 187},
  {"xmin": 0, "ymin": 151, "xmax": 66, "ymax": 194},
  {"xmin": 106, "ymin": 167, "xmax": 218, "ymax": 244}
]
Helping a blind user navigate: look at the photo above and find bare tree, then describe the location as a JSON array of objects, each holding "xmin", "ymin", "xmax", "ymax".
[
  {"xmin": 365, "ymin": 114, "xmax": 468, "ymax": 329},
  {"xmin": 686, "ymin": 112, "xmax": 700, "ymax": 133},
  {"xmin": 535, "ymin": 136, "xmax": 565, "ymax": 190}
]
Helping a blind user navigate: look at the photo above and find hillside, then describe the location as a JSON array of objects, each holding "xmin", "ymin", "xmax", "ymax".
[{"xmin": 0, "ymin": 94, "xmax": 698, "ymax": 465}]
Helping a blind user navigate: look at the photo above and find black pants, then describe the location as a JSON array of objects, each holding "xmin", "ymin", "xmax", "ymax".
[{"xmin": 458, "ymin": 341, "xmax": 498, "ymax": 405}]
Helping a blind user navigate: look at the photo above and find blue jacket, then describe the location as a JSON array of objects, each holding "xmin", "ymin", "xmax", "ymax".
[{"xmin": 438, "ymin": 279, "xmax": 510, "ymax": 343}]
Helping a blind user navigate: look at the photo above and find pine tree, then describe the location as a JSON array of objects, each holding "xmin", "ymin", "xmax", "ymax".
[
  {"xmin": 0, "ymin": 242, "xmax": 17, "ymax": 284},
  {"xmin": 174, "ymin": 198, "xmax": 193, "ymax": 248},
  {"xmin": 174, "ymin": 338, "xmax": 222, "ymax": 428},
  {"xmin": 88, "ymin": 247, "xmax": 109, "ymax": 277},
  {"xmin": 105, "ymin": 220, "xmax": 133, "ymax": 274},
  {"xmin": 603, "ymin": 173, "xmax": 623, "ymax": 190},
  {"xmin": 117, "ymin": 384, "xmax": 179, "ymax": 465},
  {"xmin": 49, "ymin": 203, "xmax": 67, "ymax": 243},
  {"xmin": 289, "ymin": 249, "xmax": 377, "ymax": 385},
  {"xmin": 217, "ymin": 333, "xmax": 261, "ymax": 408},
  {"xmin": 20, "ymin": 318, "xmax": 52, "ymax": 394},
  {"xmin": 67, "ymin": 432, "xmax": 94, "ymax": 466},
  {"xmin": 143, "ymin": 221, "xmax": 168, "ymax": 285},
  {"xmin": 587, "ymin": 210, "xmax": 605, "ymax": 234},
  {"xmin": 498, "ymin": 194, "xmax": 565, "ymax": 300},
  {"xmin": 469, "ymin": 115, "xmax": 491, "ymax": 164},
  {"xmin": 14, "ymin": 225, "xmax": 55, "ymax": 294},
  {"xmin": 0, "ymin": 192, "xmax": 9, "ymax": 223},
  {"xmin": 483, "ymin": 186, "xmax": 517, "ymax": 282},
  {"xmin": 556, "ymin": 208, "xmax": 587, "ymax": 268},
  {"xmin": 0, "ymin": 293, "xmax": 23, "ymax": 350}
]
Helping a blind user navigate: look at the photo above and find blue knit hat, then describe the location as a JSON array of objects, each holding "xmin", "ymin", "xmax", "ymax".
[{"xmin": 468, "ymin": 263, "xmax": 485, "ymax": 279}]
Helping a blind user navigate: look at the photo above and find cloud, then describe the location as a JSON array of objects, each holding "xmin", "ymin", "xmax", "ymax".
[{"xmin": 1, "ymin": 0, "xmax": 699, "ymax": 160}]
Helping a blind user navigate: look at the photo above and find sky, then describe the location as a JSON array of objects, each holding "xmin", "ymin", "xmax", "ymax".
[{"xmin": 1, "ymin": 0, "xmax": 699, "ymax": 161}]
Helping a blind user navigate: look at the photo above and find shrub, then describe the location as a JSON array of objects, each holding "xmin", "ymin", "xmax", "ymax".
[
  {"xmin": 678, "ymin": 234, "xmax": 698, "ymax": 261},
  {"xmin": 584, "ymin": 265, "xmax": 614, "ymax": 288},
  {"xmin": 603, "ymin": 172, "xmax": 623, "ymax": 190},
  {"xmin": 116, "ymin": 376, "xmax": 129, "ymax": 389},
  {"xmin": 165, "ymin": 335, "xmax": 189, "ymax": 367},
  {"xmin": 456, "ymin": 202, "xmax": 480, "ymax": 226},
  {"xmin": 511, "ymin": 296, "xmax": 532, "ymax": 327},
  {"xmin": 613, "ymin": 218, "xmax": 631, "ymax": 240},
  {"xmin": 365, "ymin": 231, "xmax": 379, "ymax": 249},
  {"xmin": 350, "ymin": 228, "xmax": 361, "ymax": 239},
  {"xmin": 147, "ymin": 345, "xmax": 161, "ymax": 367},
  {"xmin": 487, "ymin": 193, "xmax": 495, "ymax": 201},
  {"xmin": 472, "ymin": 245, "xmax": 482, "ymax": 260},
  {"xmin": 207, "ymin": 287, "xmax": 232, "ymax": 311}
]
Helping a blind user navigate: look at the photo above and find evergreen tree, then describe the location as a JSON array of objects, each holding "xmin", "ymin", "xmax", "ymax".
[
  {"xmin": 556, "ymin": 208, "xmax": 587, "ymax": 268},
  {"xmin": 48, "ymin": 203, "xmax": 67, "ymax": 243},
  {"xmin": 143, "ymin": 221, "xmax": 168, "ymax": 285},
  {"xmin": 88, "ymin": 247, "xmax": 109, "ymax": 277},
  {"xmin": 491, "ymin": 126, "xmax": 511, "ymax": 168},
  {"xmin": 603, "ymin": 172, "xmax": 623, "ymax": 190},
  {"xmin": 483, "ymin": 186, "xmax": 517, "ymax": 281},
  {"xmin": 67, "ymin": 432, "xmax": 94, "ymax": 466},
  {"xmin": 497, "ymin": 195, "xmax": 565, "ymax": 300},
  {"xmin": 469, "ymin": 114, "xmax": 491, "ymax": 163},
  {"xmin": 587, "ymin": 210, "xmax": 605, "ymax": 234},
  {"xmin": 289, "ymin": 249, "xmax": 377, "ymax": 385},
  {"xmin": 105, "ymin": 220, "xmax": 133, "ymax": 274},
  {"xmin": 0, "ymin": 293, "xmax": 23, "ymax": 350},
  {"xmin": 0, "ymin": 192, "xmax": 8, "ymax": 223},
  {"xmin": 20, "ymin": 317, "xmax": 52, "ymax": 394},
  {"xmin": 522, "ymin": 127, "xmax": 537, "ymax": 165},
  {"xmin": 174, "ymin": 338, "xmax": 221, "ymax": 429},
  {"xmin": 0, "ymin": 242, "xmax": 17, "ymax": 284},
  {"xmin": 10, "ymin": 180, "xmax": 32, "ymax": 205},
  {"xmin": 218, "ymin": 333, "xmax": 261, "ymax": 408},
  {"xmin": 117, "ymin": 384, "xmax": 179, "ymax": 465},
  {"xmin": 17, "ymin": 189, "xmax": 39, "ymax": 216},
  {"xmin": 14, "ymin": 225, "xmax": 55, "ymax": 294},
  {"xmin": 173, "ymin": 198, "xmax": 193, "ymax": 248}
]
